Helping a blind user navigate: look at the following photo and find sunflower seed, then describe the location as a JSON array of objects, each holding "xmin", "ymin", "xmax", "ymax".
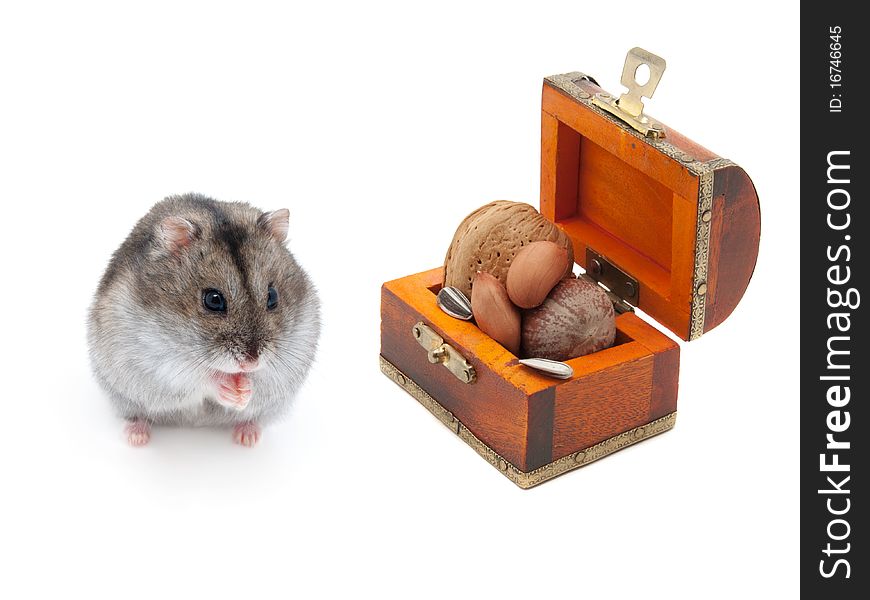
[
  {"xmin": 518, "ymin": 358, "xmax": 574, "ymax": 379},
  {"xmin": 436, "ymin": 286, "xmax": 474, "ymax": 321}
]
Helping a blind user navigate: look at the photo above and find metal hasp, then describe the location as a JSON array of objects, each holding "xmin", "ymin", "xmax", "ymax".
[
  {"xmin": 585, "ymin": 248, "xmax": 639, "ymax": 314},
  {"xmin": 412, "ymin": 322, "xmax": 476, "ymax": 384},
  {"xmin": 591, "ymin": 47, "xmax": 667, "ymax": 139}
]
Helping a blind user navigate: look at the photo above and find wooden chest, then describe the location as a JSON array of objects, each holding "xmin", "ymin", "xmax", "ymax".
[{"xmin": 380, "ymin": 49, "xmax": 760, "ymax": 488}]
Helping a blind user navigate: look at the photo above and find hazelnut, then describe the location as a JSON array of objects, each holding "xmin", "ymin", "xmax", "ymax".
[{"xmin": 521, "ymin": 278, "xmax": 616, "ymax": 361}]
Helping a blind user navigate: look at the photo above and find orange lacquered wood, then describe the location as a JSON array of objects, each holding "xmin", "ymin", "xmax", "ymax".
[
  {"xmin": 615, "ymin": 313, "xmax": 681, "ymax": 422},
  {"xmin": 541, "ymin": 83, "xmax": 702, "ymax": 199},
  {"xmin": 382, "ymin": 286, "xmax": 532, "ymax": 469},
  {"xmin": 704, "ymin": 165, "xmax": 761, "ymax": 334},
  {"xmin": 540, "ymin": 79, "xmax": 759, "ymax": 340},
  {"xmin": 381, "ymin": 267, "xmax": 679, "ymax": 472},
  {"xmin": 550, "ymin": 311, "xmax": 679, "ymax": 460},
  {"xmin": 551, "ymin": 353, "xmax": 654, "ymax": 460},
  {"xmin": 577, "ymin": 138, "xmax": 676, "ymax": 269},
  {"xmin": 541, "ymin": 83, "xmax": 703, "ymax": 339}
]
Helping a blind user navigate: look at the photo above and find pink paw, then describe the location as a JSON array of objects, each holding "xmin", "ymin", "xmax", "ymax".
[
  {"xmin": 215, "ymin": 373, "xmax": 252, "ymax": 411},
  {"xmin": 125, "ymin": 419, "xmax": 151, "ymax": 447},
  {"xmin": 233, "ymin": 421, "xmax": 261, "ymax": 447}
]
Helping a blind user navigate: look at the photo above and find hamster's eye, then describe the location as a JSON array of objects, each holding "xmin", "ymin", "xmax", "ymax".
[
  {"xmin": 202, "ymin": 289, "xmax": 227, "ymax": 312},
  {"xmin": 267, "ymin": 285, "xmax": 278, "ymax": 310}
]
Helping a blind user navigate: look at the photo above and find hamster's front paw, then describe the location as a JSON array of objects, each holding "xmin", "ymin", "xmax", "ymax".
[
  {"xmin": 214, "ymin": 373, "xmax": 252, "ymax": 411},
  {"xmin": 125, "ymin": 418, "xmax": 151, "ymax": 447},
  {"xmin": 232, "ymin": 421, "xmax": 261, "ymax": 447}
]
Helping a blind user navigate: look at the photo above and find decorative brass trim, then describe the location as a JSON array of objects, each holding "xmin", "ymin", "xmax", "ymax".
[
  {"xmin": 546, "ymin": 72, "xmax": 671, "ymax": 147},
  {"xmin": 688, "ymin": 158, "xmax": 736, "ymax": 340},
  {"xmin": 544, "ymin": 72, "xmax": 738, "ymax": 340},
  {"xmin": 380, "ymin": 356, "xmax": 677, "ymax": 489}
]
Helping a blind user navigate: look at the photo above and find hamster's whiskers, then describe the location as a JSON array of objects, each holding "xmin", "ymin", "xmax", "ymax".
[
  {"xmin": 162, "ymin": 349, "xmax": 219, "ymax": 389},
  {"xmin": 263, "ymin": 348, "xmax": 302, "ymax": 376}
]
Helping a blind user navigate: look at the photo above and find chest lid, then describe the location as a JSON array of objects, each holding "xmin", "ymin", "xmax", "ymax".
[{"xmin": 540, "ymin": 48, "xmax": 760, "ymax": 341}]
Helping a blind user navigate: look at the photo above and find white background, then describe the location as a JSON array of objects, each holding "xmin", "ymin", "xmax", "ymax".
[{"xmin": 0, "ymin": 1, "xmax": 799, "ymax": 598}]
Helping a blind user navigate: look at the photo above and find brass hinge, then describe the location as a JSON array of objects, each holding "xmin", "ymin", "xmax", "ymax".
[
  {"xmin": 412, "ymin": 322, "xmax": 476, "ymax": 384},
  {"xmin": 590, "ymin": 47, "xmax": 667, "ymax": 139},
  {"xmin": 583, "ymin": 248, "xmax": 638, "ymax": 315}
]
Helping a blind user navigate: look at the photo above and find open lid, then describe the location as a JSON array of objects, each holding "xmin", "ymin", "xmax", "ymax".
[{"xmin": 540, "ymin": 48, "xmax": 760, "ymax": 341}]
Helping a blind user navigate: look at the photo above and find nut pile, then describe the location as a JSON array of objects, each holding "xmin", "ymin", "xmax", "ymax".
[
  {"xmin": 443, "ymin": 201, "xmax": 616, "ymax": 362},
  {"xmin": 443, "ymin": 201, "xmax": 573, "ymax": 299}
]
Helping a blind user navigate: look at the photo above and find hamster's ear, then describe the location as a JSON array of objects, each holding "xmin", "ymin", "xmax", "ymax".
[
  {"xmin": 258, "ymin": 209, "xmax": 290, "ymax": 242},
  {"xmin": 158, "ymin": 216, "xmax": 199, "ymax": 254}
]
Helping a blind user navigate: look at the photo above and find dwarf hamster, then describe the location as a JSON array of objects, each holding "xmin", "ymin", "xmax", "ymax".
[{"xmin": 87, "ymin": 193, "xmax": 321, "ymax": 447}]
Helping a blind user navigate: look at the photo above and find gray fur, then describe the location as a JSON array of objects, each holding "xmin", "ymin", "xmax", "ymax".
[{"xmin": 87, "ymin": 193, "xmax": 321, "ymax": 428}]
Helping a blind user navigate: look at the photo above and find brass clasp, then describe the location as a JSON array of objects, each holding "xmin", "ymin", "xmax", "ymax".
[
  {"xmin": 412, "ymin": 322, "xmax": 476, "ymax": 384},
  {"xmin": 591, "ymin": 47, "xmax": 667, "ymax": 139}
]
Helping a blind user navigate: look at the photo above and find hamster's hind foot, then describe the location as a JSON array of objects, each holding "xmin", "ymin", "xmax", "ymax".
[
  {"xmin": 125, "ymin": 419, "xmax": 151, "ymax": 447},
  {"xmin": 233, "ymin": 421, "xmax": 261, "ymax": 447}
]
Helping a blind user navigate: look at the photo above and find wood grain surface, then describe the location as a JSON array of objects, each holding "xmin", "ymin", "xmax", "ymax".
[
  {"xmin": 381, "ymin": 268, "xmax": 680, "ymax": 472},
  {"xmin": 540, "ymin": 79, "xmax": 759, "ymax": 341},
  {"xmin": 551, "ymin": 311, "xmax": 679, "ymax": 460},
  {"xmin": 704, "ymin": 165, "xmax": 761, "ymax": 333},
  {"xmin": 540, "ymin": 83, "xmax": 700, "ymax": 339}
]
